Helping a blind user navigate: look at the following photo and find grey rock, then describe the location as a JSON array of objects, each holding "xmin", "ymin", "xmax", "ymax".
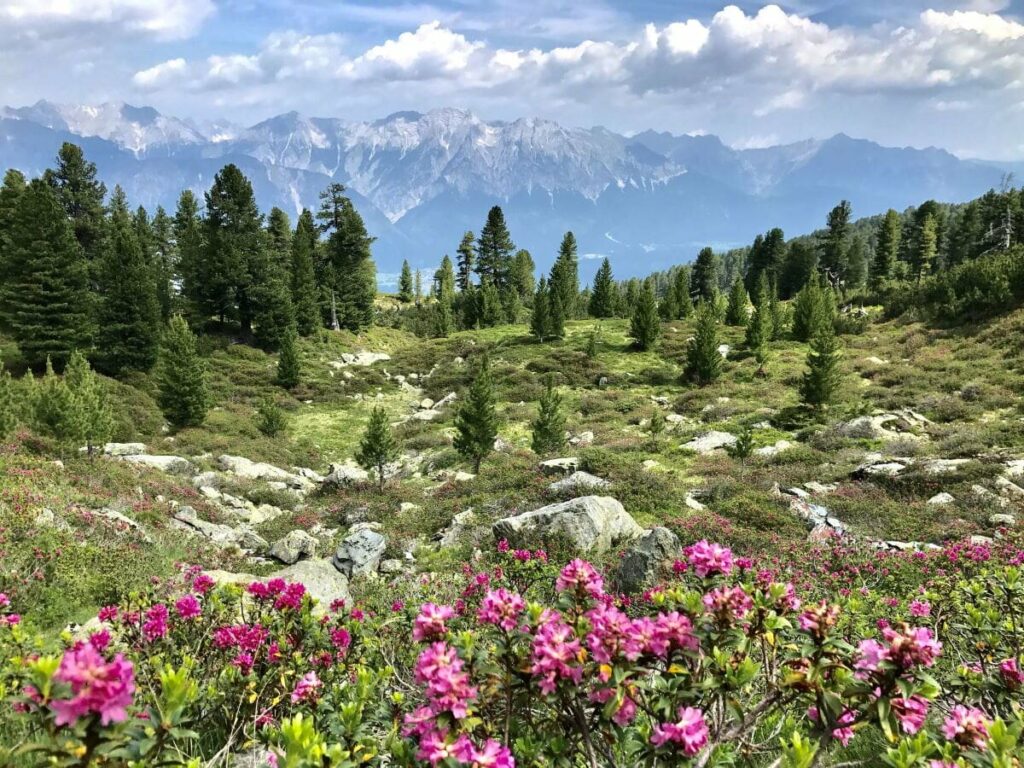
[
  {"xmin": 683, "ymin": 494, "xmax": 706, "ymax": 511},
  {"xmin": 270, "ymin": 530, "xmax": 319, "ymax": 564},
  {"xmin": 95, "ymin": 508, "xmax": 152, "ymax": 542},
  {"xmin": 410, "ymin": 409, "xmax": 442, "ymax": 421},
  {"xmin": 101, "ymin": 442, "xmax": 147, "ymax": 456},
  {"xmin": 331, "ymin": 351, "xmax": 391, "ymax": 368},
  {"xmin": 435, "ymin": 508, "xmax": 477, "ymax": 548},
  {"xmin": 927, "ymin": 492, "xmax": 956, "ymax": 505},
  {"xmin": 568, "ymin": 431, "xmax": 594, "ymax": 447},
  {"xmin": 492, "ymin": 496, "xmax": 643, "ymax": 554},
  {"xmin": 989, "ymin": 513, "xmax": 1017, "ymax": 527},
  {"xmin": 272, "ymin": 559, "xmax": 352, "ymax": 610},
  {"xmin": 549, "ymin": 471, "xmax": 611, "ymax": 494},
  {"xmin": 435, "ymin": 392, "xmax": 457, "ymax": 409},
  {"xmin": 785, "ymin": 487, "xmax": 810, "ymax": 499},
  {"xmin": 333, "ymin": 528, "xmax": 387, "ymax": 578},
  {"xmin": 615, "ymin": 527, "xmax": 680, "ymax": 593},
  {"xmin": 921, "ymin": 458, "xmax": 971, "ymax": 475},
  {"xmin": 379, "ymin": 558, "xmax": 404, "ymax": 574},
  {"xmin": 803, "ymin": 481, "xmax": 839, "ymax": 495},
  {"xmin": 995, "ymin": 476, "xmax": 1024, "ymax": 498},
  {"xmin": 172, "ymin": 506, "xmax": 268, "ymax": 551},
  {"xmin": 34, "ymin": 508, "xmax": 72, "ymax": 532},
  {"xmin": 324, "ymin": 461, "xmax": 369, "ymax": 485},
  {"xmin": 754, "ymin": 440, "xmax": 793, "ymax": 457},
  {"xmin": 118, "ymin": 454, "xmax": 194, "ymax": 475},
  {"xmin": 539, "ymin": 457, "xmax": 580, "ymax": 475},
  {"xmin": 681, "ymin": 430, "xmax": 737, "ymax": 454},
  {"xmin": 717, "ymin": 343, "xmax": 730, "ymax": 359},
  {"xmin": 191, "ymin": 471, "xmax": 222, "ymax": 489}
]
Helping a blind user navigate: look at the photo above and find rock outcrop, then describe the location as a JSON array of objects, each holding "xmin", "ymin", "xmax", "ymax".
[{"xmin": 492, "ymin": 496, "xmax": 642, "ymax": 554}]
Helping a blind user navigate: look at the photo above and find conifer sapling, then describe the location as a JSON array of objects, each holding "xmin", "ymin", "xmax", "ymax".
[
  {"xmin": 531, "ymin": 376, "xmax": 567, "ymax": 456},
  {"xmin": 356, "ymin": 406, "xmax": 400, "ymax": 492},
  {"xmin": 454, "ymin": 357, "xmax": 499, "ymax": 474}
]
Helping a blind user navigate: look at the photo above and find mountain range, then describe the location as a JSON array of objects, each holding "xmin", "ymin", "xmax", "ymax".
[{"xmin": 1, "ymin": 100, "xmax": 1017, "ymax": 281}]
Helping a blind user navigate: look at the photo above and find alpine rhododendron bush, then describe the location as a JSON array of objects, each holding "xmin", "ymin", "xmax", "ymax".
[{"xmin": 0, "ymin": 535, "xmax": 1022, "ymax": 767}]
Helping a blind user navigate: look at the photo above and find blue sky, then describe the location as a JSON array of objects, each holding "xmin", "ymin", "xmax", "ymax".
[{"xmin": 2, "ymin": 1, "xmax": 1024, "ymax": 157}]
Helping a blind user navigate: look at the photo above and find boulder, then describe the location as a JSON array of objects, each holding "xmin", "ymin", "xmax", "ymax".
[
  {"xmin": 333, "ymin": 527, "xmax": 387, "ymax": 578},
  {"xmin": 539, "ymin": 457, "xmax": 580, "ymax": 475},
  {"xmin": 191, "ymin": 471, "xmax": 222, "ymax": 489},
  {"xmin": 927, "ymin": 492, "xmax": 956, "ymax": 506},
  {"xmin": 615, "ymin": 527, "xmax": 680, "ymax": 593},
  {"xmin": 803, "ymin": 481, "xmax": 838, "ymax": 495},
  {"xmin": 921, "ymin": 458, "xmax": 971, "ymax": 475},
  {"xmin": 838, "ymin": 410, "xmax": 930, "ymax": 442},
  {"xmin": 683, "ymin": 494, "xmax": 706, "ymax": 512},
  {"xmin": 681, "ymin": 431, "xmax": 737, "ymax": 454},
  {"xmin": 492, "ymin": 496, "xmax": 642, "ymax": 554},
  {"xmin": 379, "ymin": 559, "xmax": 404, "ymax": 575},
  {"xmin": 118, "ymin": 454, "xmax": 194, "ymax": 475},
  {"xmin": 995, "ymin": 476, "xmax": 1024, "ymax": 498},
  {"xmin": 435, "ymin": 509, "xmax": 477, "ymax": 548},
  {"xmin": 270, "ymin": 530, "xmax": 319, "ymax": 564},
  {"xmin": 94, "ymin": 508, "xmax": 151, "ymax": 542},
  {"xmin": 717, "ymin": 344, "xmax": 730, "ymax": 359},
  {"xmin": 568, "ymin": 431, "xmax": 595, "ymax": 447},
  {"xmin": 754, "ymin": 440, "xmax": 793, "ymax": 457},
  {"xmin": 217, "ymin": 455, "xmax": 311, "ymax": 491},
  {"xmin": 410, "ymin": 409, "xmax": 442, "ymax": 421},
  {"xmin": 272, "ymin": 559, "xmax": 351, "ymax": 609},
  {"xmin": 420, "ymin": 398, "xmax": 435, "ymax": 410},
  {"xmin": 989, "ymin": 513, "xmax": 1017, "ymax": 528},
  {"xmin": 548, "ymin": 471, "xmax": 611, "ymax": 494},
  {"xmin": 324, "ymin": 461, "xmax": 370, "ymax": 485},
  {"xmin": 332, "ymin": 351, "xmax": 391, "ymax": 368},
  {"xmin": 172, "ymin": 506, "xmax": 267, "ymax": 551},
  {"xmin": 855, "ymin": 460, "xmax": 906, "ymax": 478},
  {"xmin": 101, "ymin": 442, "xmax": 147, "ymax": 456}
]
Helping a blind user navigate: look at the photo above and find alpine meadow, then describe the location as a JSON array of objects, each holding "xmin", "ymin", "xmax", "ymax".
[{"xmin": 2, "ymin": 3, "xmax": 1024, "ymax": 768}]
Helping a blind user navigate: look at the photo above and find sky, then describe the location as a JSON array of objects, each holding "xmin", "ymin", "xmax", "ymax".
[{"xmin": 2, "ymin": 1, "xmax": 1024, "ymax": 158}]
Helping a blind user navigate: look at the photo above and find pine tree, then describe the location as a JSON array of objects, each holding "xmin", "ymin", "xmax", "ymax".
[
  {"xmin": 0, "ymin": 169, "xmax": 27, "ymax": 284},
  {"xmin": 250, "ymin": 245, "xmax": 295, "ymax": 350},
  {"xmin": 548, "ymin": 286, "xmax": 566, "ymax": 339},
  {"xmin": 435, "ymin": 255, "xmax": 456, "ymax": 305},
  {"xmin": 725, "ymin": 426, "xmax": 755, "ymax": 477},
  {"xmin": 768, "ymin": 281, "xmax": 787, "ymax": 341},
  {"xmin": 290, "ymin": 210, "xmax": 321, "ymax": 336},
  {"xmin": 150, "ymin": 206, "xmax": 175, "ymax": 320},
  {"xmin": 0, "ymin": 179, "xmax": 93, "ymax": 367},
  {"xmin": 819, "ymin": 200, "xmax": 852, "ymax": 284},
  {"xmin": 458, "ymin": 285, "xmax": 479, "ymax": 330},
  {"xmin": 745, "ymin": 282, "xmax": 772, "ymax": 376},
  {"xmin": 158, "ymin": 316, "xmax": 210, "ymax": 429},
  {"xmin": 779, "ymin": 241, "xmax": 818, "ymax": 299},
  {"xmin": 453, "ymin": 357, "xmax": 499, "ymax": 474},
  {"xmin": 845, "ymin": 235, "xmax": 868, "ymax": 293},
  {"xmin": 531, "ymin": 278, "xmax": 551, "ymax": 342},
  {"xmin": 692, "ymin": 247, "xmax": 719, "ymax": 304},
  {"xmin": 64, "ymin": 351, "xmax": 113, "ymax": 456},
  {"xmin": 479, "ymin": 281, "xmax": 503, "ymax": 327},
  {"xmin": 44, "ymin": 143, "xmax": 108, "ymax": 266},
  {"xmin": 531, "ymin": 376, "xmax": 566, "ymax": 456},
  {"xmin": 433, "ymin": 299, "xmax": 454, "ymax": 338},
  {"xmin": 96, "ymin": 187, "xmax": 162, "ymax": 374},
  {"xmin": 256, "ymin": 397, "xmax": 287, "ymax": 438},
  {"xmin": 589, "ymin": 258, "xmax": 616, "ymax": 318},
  {"xmin": 659, "ymin": 286, "xmax": 679, "ymax": 322},
  {"xmin": 414, "ymin": 268, "xmax": 423, "ymax": 304},
  {"xmin": 318, "ymin": 183, "xmax": 377, "ymax": 332},
  {"xmin": 800, "ymin": 322, "xmax": 844, "ymax": 413},
  {"xmin": 456, "ymin": 231, "xmax": 476, "ymax": 292},
  {"xmin": 915, "ymin": 214, "xmax": 937, "ymax": 282},
  {"xmin": 673, "ymin": 268, "xmax": 693, "ymax": 318},
  {"xmin": 399, "ymin": 260, "xmax": 414, "ymax": 303},
  {"xmin": 550, "ymin": 232, "xmax": 579, "ymax": 318},
  {"xmin": 872, "ymin": 209, "xmax": 901, "ymax": 290},
  {"xmin": 511, "ymin": 249, "xmax": 536, "ymax": 301},
  {"xmin": 791, "ymin": 276, "xmax": 824, "ymax": 343},
  {"xmin": 173, "ymin": 190, "xmax": 205, "ymax": 323},
  {"xmin": 630, "ymin": 280, "xmax": 659, "ymax": 351},
  {"xmin": 276, "ymin": 325, "xmax": 301, "ymax": 389},
  {"xmin": 684, "ymin": 301, "xmax": 723, "ymax": 386},
  {"xmin": 725, "ymin": 278, "xmax": 749, "ymax": 326},
  {"xmin": 585, "ymin": 325, "xmax": 600, "ymax": 358},
  {"xmin": 0, "ymin": 358, "xmax": 17, "ymax": 440},
  {"xmin": 33, "ymin": 358, "xmax": 83, "ymax": 454},
  {"xmin": 500, "ymin": 285, "xmax": 521, "ymax": 324},
  {"xmin": 356, "ymin": 406, "xmax": 401, "ymax": 492},
  {"xmin": 477, "ymin": 207, "xmax": 515, "ymax": 289}
]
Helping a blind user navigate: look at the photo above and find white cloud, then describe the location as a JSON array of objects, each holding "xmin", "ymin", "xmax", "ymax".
[
  {"xmin": 133, "ymin": 58, "xmax": 188, "ymax": 88},
  {"xmin": 1, "ymin": 0, "xmax": 214, "ymax": 40},
  {"xmin": 342, "ymin": 22, "xmax": 485, "ymax": 82}
]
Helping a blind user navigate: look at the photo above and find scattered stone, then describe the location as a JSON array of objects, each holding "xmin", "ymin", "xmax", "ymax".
[
  {"xmin": 681, "ymin": 431, "xmax": 737, "ymax": 454},
  {"xmin": 172, "ymin": 506, "xmax": 267, "ymax": 551},
  {"xmin": 435, "ymin": 509, "xmax": 477, "ymax": 548},
  {"xmin": 1004, "ymin": 459, "xmax": 1024, "ymax": 478},
  {"xmin": 864, "ymin": 356, "xmax": 889, "ymax": 365},
  {"xmin": 192, "ymin": 471, "xmax": 222, "ymax": 489},
  {"xmin": 971, "ymin": 484, "xmax": 1011, "ymax": 509},
  {"xmin": 94, "ymin": 508, "xmax": 150, "ymax": 541},
  {"xmin": 272, "ymin": 559, "xmax": 351, "ymax": 609},
  {"xmin": 717, "ymin": 344, "xmax": 730, "ymax": 359},
  {"xmin": 538, "ymin": 457, "xmax": 580, "ymax": 475},
  {"xmin": 785, "ymin": 487, "xmax": 810, "ymax": 499},
  {"xmin": 420, "ymin": 398, "xmax": 435, "ymax": 410},
  {"xmin": 410, "ymin": 409, "xmax": 442, "ymax": 421},
  {"xmin": 970, "ymin": 535, "xmax": 994, "ymax": 547},
  {"xmin": 549, "ymin": 471, "xmax": 611, "ymax": 494},
  {"xmin": 324, "ymin": 461, "xmax": 370, "ymax": 485},
  {"xmin": 568, "ymin": 431, "xmax": 594, "ymax": 447},
  {"xmin": 34, "ymin": 508, "xmax": 72, "ymax": 532},
  {"xmin": 642, "ymin": 459, "xmax": 662, "ymax": 472},
  {"xmin": 118, "ymin": 454, "xmax": 194, "ymax": 475},
  {"xmin": 400, "ymin": 502, "xmax": 421, "ymax": 514},
  {"xmin": 435, "ymin": 392, "xmax": 457, "ymax": 409},
  {"xmin": 379, "ymin": 559, "xmax": 404, "ymax": 575},
  {"xmin": 927, "ymin": 492, "xmax": 956, "ymax": 505},
  {"xmin": 989, "ymin": 513, "xmax": 1017, "ymax": 528},
  {"xmin": 333, "ymin": 527, "xmax": 387, "ymax": 578},
  {"xmin": 683, "ymin": 494, "xmax": 706, "ymax": 512},
  {"xmin": 995, "ymin": 476, "xmax": 1024, "ymax": 498},
  {"xmin": 228, "ymin": 749, "xmax": 277, "ymax": 768},
  {"xmin": 270, "ymin": 530, "xmax": 319, "ymax": 565},
  {"xmin": 838, "ymin": 410, "xmax": 930, "ymax": 442},
  {"xmin": 492, "ymin": 496, "xmax": 643, "ymax": 554},
  {"xmin": 331, "ymin": 352, "xmax": 391, "ymax": 368},
  {"xmin": 855, "ymin": 460, "xmax": 906, "ymax": 478},
  {"xmin": 803, "ymin": 481, "xmax": 838, "ymax": 495},
  {"xmin": 921, "ymin": 458, "xmax": 971, "ymax": 475},
  {"xmin": 615, "ymin": 527, "xmax": 680, "ymax": 593},
  {"xmin": 101, "ymin": 442, "xmax": 147, "ymax": 456},
  {"xmin": 754, "ymin": 440, "xmax": 792, "ymax": 457}
]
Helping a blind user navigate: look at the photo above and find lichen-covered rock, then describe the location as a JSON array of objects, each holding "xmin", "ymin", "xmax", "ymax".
[
  {"xmin": 615, "ymin": 527, "xmax": 680, "ymax": 593},
  {"xmin": 272, "ymin": 559, "xmax": 351, "ymax": 610},
  {"xmin": 492, "ymin": 496, "xmax": 642, "ymax": 554},
  {"xmin": 118, "ymin": 454, "xmax": 194, "ymax": 475},
  {"xmin": 270, "ymin": 529, "xmax": 318, "ymax": 564},
  {"xmin": 538, "ymin": 457, "xmax": 579, "ymax": 475},
  {"xmin": 681, "ymin": 431, "xmax": 736, "ymax": 454},
  {"xmin": 332, "ymin": 527, "xmax": 387, "ymax": 578},
  {"xmin": 548, "ymin": 471, "xmax": 611, "ymax": 494}
]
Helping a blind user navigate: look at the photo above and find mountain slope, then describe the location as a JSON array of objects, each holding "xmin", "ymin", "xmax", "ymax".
[{"xmin": 0, "ymin": 100, "xmax": 1013, "ymax": 278}]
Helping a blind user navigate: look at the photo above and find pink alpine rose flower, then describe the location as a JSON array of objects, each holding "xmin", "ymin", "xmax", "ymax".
[{"xmin": 50, "ymin": 645, "xmax": 135, "ymax": 727}]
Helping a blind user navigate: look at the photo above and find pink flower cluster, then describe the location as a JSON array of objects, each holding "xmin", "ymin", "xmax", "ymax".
[
  {"xmin": 855, "ymin": 625, "xmax": 942, "ymax": 676},
  {"xmin": 413, "ymin": 603, "xmax": 456, "ymax": 642},
  {"xmin": 477, "ymin": 589, "xmax": 526, "ymax": 631},
  {"xmin": 248, "ymin": 579, "xmax": 306, "ymax": 611},
  {"xmin": 141, "ymin": 603, "xmax": 169, "ymax": 642},
  {"xmin": 417, "ymin": 731, "xmax": 515, "ymax": 768},
  {"xmin": 942, "ymin": 706, "xmax": 990, "ymax": 750},
  {"xmin": 530, "ymin": 613, "xmax": 583, "ymax": 694},
  {"xmin": 702, "ymin": 585, "xmax": 753, "ymax": 621},
  {"xmin": 651, "ymin": 707, "xmax": 709, "ymax": 756},
  {"xmin": 290, "ymin": 671, "xmax": 322, "ymax": 704},
  {"xmin": 413, "ymin": 642, "xmax": 478, "ymax": 719},
  {"xmin": 585, "ymin": 604, "xmax": 695, "ymax": 667},
  {"xmin": 50, "ymin": 645, "xmax": 135, "ymax": 727},
  {"xmin": 555, "ymin": 559, "xmax": 604, "ymax": 598},
  {"xmin": 686, "ymin": 540, "xmax": 734, "ymax": 579}
]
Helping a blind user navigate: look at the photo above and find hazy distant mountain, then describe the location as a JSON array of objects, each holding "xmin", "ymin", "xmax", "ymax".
[{"xmin": 0, "ymin": 100, "xmax": 1014, "ymax": 280}]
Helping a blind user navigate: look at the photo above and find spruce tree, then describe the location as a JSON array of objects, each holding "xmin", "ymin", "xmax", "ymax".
[
  {"xmin": 0, "ymin": 169, "xmax": 27, "ymax": 284},
  {"xmin": 476, "ymin": 207, "xmax": 515, "ymax": 289},
  {"xmin": 915, "ymin": 214, "xmax": 937, "ymax": 282},
  {"xmin": 692, "ymin": 247, "xmax": 719, "ymax": 304},
  {"xmin": 548, "ymin": 286, "xmax": 566, "ymax": 339},
  {"xmin": 157, "ymin": 316, "xmax": 210, "ymax": 429},
  {"xmin": 414, "ymin": 268, "xmax": 423, "ymax": 305},
  {"xmin": 845, "ymin": 235, "xmax": 868, "ymax": 293},
  {"xmin": 251, "ymin": 245, "xmax": 295, "ymax": 350},
  {"xmin": 791, "ymin": 276, "xmax": 824, "ymax": 343},
  {"xmin": 33, "ymin": 358, "xmax": 84, "ymax": 455},
  {"xmin": 659, "ymin": 286, "xmax": 679, "ymax": 322},
  {"xmin": 531, "ymin": 278, "xmax": 551, "ymax": 342},
  {"xmin": 433, "ymin": 299, "xmax": 454, "ymax": 338},
  {"xmin": 435, "ymin": 255, "xmax": 456, "ymax": 305},
  {"xmin": 45, "ymin": 143, "xmax": 108, "ymax": 266},
  {"xmin": 150, "ymin": 206, "xmax": 175, "ymax": 320},
  {"xmin": 630, "ymin": 280, "xmax": 659, "ymax": 351},
  {"xmin": 550, "ymin": 232, "xmax": 579, "ymax": 318},
  {"xmin": 800, "ymin": 322, "xmax": 844, "ymax": 413},
  {"xmin": 673, "ymin": 268, "xmax": 693, "ymax": 318},
  {"xmin": 276, "ymin": 325, "xmax": 301, "ymax": 389},
  {"xmin": 453, "ymin": 357, "xmax": 499, "ymax": 474},
  {"xmin": 872, "ymin": 209, "xmax": 901, "ymax": 290},
  {"xmin": 356, "ymin": 406, "xmax": 401, "ymax": 492},
  {"xmin": 531, "ymin": 376, "xmax": 566, "ymax": 456},
  {"xmin": 745, "ymin": 282, "xmax": 772, "ymax": 376},
  {"xmin": 256, "ymin": 397, "xmax": 286, "ymax": 438},
  {"xmin": 96, "ymin": 188, "xmax": 162, "ymax": 374},
  {"xmin": 684, "ymin": 301, "xmax": 723, "ymax": 386},
  {"xmin": 318, "ymin": 183, "xmax": 377, "ymax": 332},
  {"xmin": 399, "ymin": 260, "xmax": 414, "ymax": 303},
  {"xmin": 479, "ymin": 281, "xmax": 503, "ymax": 327},
  {"xmin": 511, "ymin": 249, "xmax": 536, "ymax": 301},
  {"xmin": 768, "ymin": 281, "xmax": 787, "ymax": 341},
  {"xmin": 290, "ymin": 210, "xmax": 321, "ymax": 336},
  {"xmin": 589, "ymin": 258, "xmax": 616, "ymax": 318},
  {"xmin": 64, "ymin": 350, "xmax": 113, "ymax": 456},
  {"xmin": 0, "ymin": 358, "xmax": 17, "ymax": 440},
  {"xmin": 725, "ymin": 278, "xmax": 749, "ymax": 326},
  {"xmin": 819, "ymin": 200, "xmax": 852, "ymax": 284},
  {"xmin": 456, "ymin": 231, "xmax": 476, "ymax": 292},
  {"xmin": 0, "ymin": 179, "xmax": 92, "ymax": 367},
  {"xmin": 173, "ymin": 190, "xmax": 205, "ymax": 323}
]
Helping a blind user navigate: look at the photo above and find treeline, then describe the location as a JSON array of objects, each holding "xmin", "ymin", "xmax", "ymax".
[{"xmin": 0, "ymin": 143, "xmax": 376, "ymax": 375}]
